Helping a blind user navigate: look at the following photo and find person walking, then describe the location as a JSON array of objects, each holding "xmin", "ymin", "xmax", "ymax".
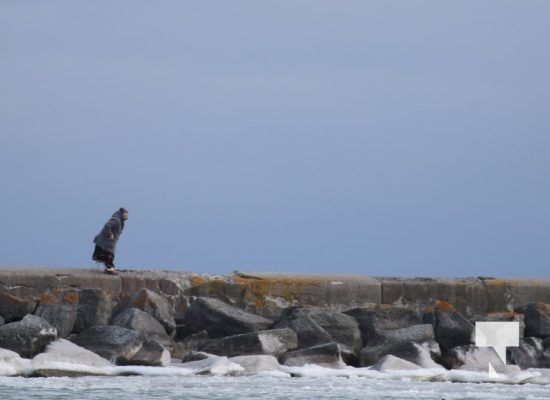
[{"xmin": 92, "ymin": 207, "xmax": 128, "ymax": 275}]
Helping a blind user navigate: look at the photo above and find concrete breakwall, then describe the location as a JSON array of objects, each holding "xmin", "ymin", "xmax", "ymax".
[{"xmin": 1, "ymin": 267, "xmax": 550, "ymax": 319}]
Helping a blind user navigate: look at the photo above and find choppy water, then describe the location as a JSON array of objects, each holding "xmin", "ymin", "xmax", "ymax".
[{"xmin": 1, "ymin": 375, "xmax": 549, "ymax": 400}]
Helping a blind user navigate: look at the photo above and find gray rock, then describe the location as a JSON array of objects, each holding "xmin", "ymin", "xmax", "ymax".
[
  {"xmin": 274, "ymin": 308, "xmax": 362, "ymax": 356},
  {"xmin": 423, "ymin": 300, "xmax": 474, "ymax": 351},
  {"xmin": 0, "ymin": 315, "xmax": 4, "ymax": 326},
  {"xmin": 199, "ymin": 328, "xmax": 298, "ymax": 357},
  {"xmin": 443, "ymin": 344, "xmax": 519, "ymax": 373},
  {"xmin": 181, "ymin": 351, "xmax": 213, "ymax": 362},
  {"xmin": 344, "ymin": 306, "xmax": 422, "ymax": 345},
  {"xmin": 524, "ymin": 303, "xmax": 550, "ymax": 339},
  {"xmin": 183, "ymin": 297, "xmax": 272, "ymax": 338},
  {"xmin": 0, "ymin": 293, "xmax": 37, "ymax": 323},
  {"xmin": 73, "ymin": 289, "xmax": 111, "ymax": 333},
  {"xmin": 113, "ymin": 289, "xmax": 176, "ymax": 335},
  {"xmin": 0, "ymin": 314, "xmax": 57, "ymax": 358},
  {"xmin": 112, "ymin": 308, "xmax": 168, "ymax": 337},
  {"xmin": 509, "ymin": 337, "xmax": 548, "ymax": 369},
  {"xmin": 359, "ymin": 324, "xmax": 439, "ymax": 367},
  {"xmin": 279, "ymin": 342, "xmax": 346, "ymax": 368},
  {"xmin": 69, "ymin": 325, "xmax": 145, "ymax": 364},
  {"xmin": 118, "ymin": 340, "xmax": 171, "ymax": 367},
  {"xmin": 34, "ymin": 290, "xmax": 79, "ymax": 338}
]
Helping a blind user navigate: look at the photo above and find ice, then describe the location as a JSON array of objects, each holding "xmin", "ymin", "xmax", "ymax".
[
  {"xmin": 180, "ymin": 355, "xmax": 244, "ymax": 375},
  {"xmin": 31, "ymin": 339, "xmax": 113, "ymax": 376},
  {"xmin": 229, "ymin": 355, "xmax": 282, "ymax": 375},
  {"xmin": 0, "ymin": 349, "xmax": 32, "ymax": 376}
]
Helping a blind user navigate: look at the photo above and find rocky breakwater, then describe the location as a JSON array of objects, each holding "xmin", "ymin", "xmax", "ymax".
[{"xmin": 2, "ymin": 267, "xmax": 550, "ymax": 379}]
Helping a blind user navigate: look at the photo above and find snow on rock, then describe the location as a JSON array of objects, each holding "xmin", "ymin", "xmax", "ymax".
[
  {"xmin": 0, "ymin": 348, "xmax": 32, "ymax": 376},
  {"xmin": 31, "ymin": 339, "xmax": 114, "ymax": 377},
  {"xmin": 229, "ymin": 355, "xmax": 282, "ymax": 375},
  {"xmin": 180, "ymin": 356, "xmax": 244, "ymax": 375}
]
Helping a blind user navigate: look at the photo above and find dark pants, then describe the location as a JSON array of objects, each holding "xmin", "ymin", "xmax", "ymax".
[{"xmin": 92, "ymin": 245, "xmax": 115, "ymax": 269}]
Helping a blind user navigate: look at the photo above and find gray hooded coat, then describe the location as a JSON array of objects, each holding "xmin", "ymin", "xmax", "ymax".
[{"xmin": 93, "ymin": 210, "xmax": 125, "ymax": 254}]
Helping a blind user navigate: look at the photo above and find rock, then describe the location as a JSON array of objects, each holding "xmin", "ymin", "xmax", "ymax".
[
  {"xmin": 0, "ymin": 348, "xmax": 32, "ymax": 376},
  {"xmin": 423, "ymin": 300, "xmax": 474, "ymax": 351},
  {"xmin": 360, "ymin": 340, "xmax": 441, "ymax": 368},
  {"xmin": 172, "ymin": 331, "xmax": 211, "ymax": 359},
  {"xmin": 117, "ymin": 340, "xmax": 171, "ymax": 367},
  {"xmin": 31, "ymin": 339, "xmax": 112, "ymax": 377},
  {"xmin": 112, "ymin": 308, "xmax": 168, "ymax": 338},
  {"xmin": 181, "ymin": 351, "xmax": 213, "ymax": 362},
  {"xmin": 34, "ymin": 290, "xmax": 79, "ymax": 338},
  {"xmin": 444, "ymin": 344, "xmax": 519, "ymax": 374},
  {"xmin": 509, "ymin": 337, "xmax": 548, "ymax": 369},
  {"xmin": 199, "ymin": 328, "xmax": 298, "ymax": 357},
  {"xmin": 113, "ymin": 289, "xmax": 176, "ymax": 335},
  {"xmin": 0, "ymin": 293, "xmax": 37, "ymax": 323},
  {"xmin": 73, "ymin": 289, "xmax": 112, "ymax": 333},
  {"xmin": 0, "ymin": 314, "xmax": 57, "ymax": 358},
  {"xmin": 358, "ymin": 323, "xmax": 440, "ymax": 367},
  {"xmin": 279, "ymin": 342, "xmax": 346, "ymax": 368},
  {"xmin": 344, "ymin": 306, "xmax": 422, "ymax": 345},
  {"xmin": 180, "ymin": 355, "xmax": 244, "ymax": 375},
  {"xmin": 370, "ymin": 355, "xmax": 422, "ymax": 372},
  {"xmin": 69, "ymin": 325, "xmax": 145, "ymax": 364},
  {"xmin": 274, "ymin": 308, "xmax": 362, "ymax": 356},
  {"xmin": 183, "ymin": 297, "xmax": 272, "ymax": 338},
  {"xmin": 230, "ymin": 355, "xmax": 282, "ymax": 375},
  {"xmin": 0, "ymin": 316, "xmax": 4, "ymax": 326},
  {"xmin": 524, "ymin": 303, "xmax": 550, "ymax": 339}
]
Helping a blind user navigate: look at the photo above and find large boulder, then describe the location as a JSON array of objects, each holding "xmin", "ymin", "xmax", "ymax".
[
  {"xmin": 279, "ymin": 342, "xmax": 346, "ymax": 368},
  {"xmin": 183, "ymin": 297, "xmax": 272, "ymax": 338},
  {"xmin": 31, "ymin": 339, "xmax": 112, "ymax": 377},
  {"xmin": 509, "ymin": 337, "xmax": 550, "ymax": 369},
  {"xmin": 443, "ymin": 344, "xmax": 520, "ymax": 374},
  {"xmin": 113, "ymin": 289, "xmax": 176, "ymax": 335},
  {"xmin": 360, "ymin": 340, "xmax": 441, "ymax": 368},
  {"xmin": 523, "ymin": 303, "xmax": 550, "ymax": 339},
  {"xmin": 274, "ymin": 308, "xmax": 362, "ymax": 354},
  {"xmin": 344, "ymin": 306, "xmax": 422, "ymax": 345},
  {"xmin": 0, "ymin": 293, "xmax": 37, "ymax": 323},
  {"xmin": 117, "ymin": 340, "xmax": 171, "ymax": 367},
  {"xmin": 0, "ymin": 314, "xmax": 57, "ymax": 358},
  {"xmin": 423, "ymin": 300, "xmax": 474, "ymax": 351},
  {"xmin": 69, "ymin": 325, "xmax": 145, "ymax": 364},
  {"xmin": 73, "ymin": 289, "xmax": 112, "ymax": 333},
  {"xmin": 199, "ymin": 328, "xmax": 298, "ymax": 357},
  {"xmin": 359, "ymin": 324, "xmax": 441, "ymax": 367},
  {"xmin": 34, "ymin": 290, "xmax": 79, "ymax": 338},
  {"xmin": 112, "ymin": 308, "xmax": 168, "ymax": 338}
]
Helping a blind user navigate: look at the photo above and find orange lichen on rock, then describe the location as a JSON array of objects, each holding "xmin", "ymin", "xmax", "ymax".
[
  {"xmin": 435, "ymin": 299, "xmax": 456, "ymax": 312},
  {"xmin": 190, "ymin": 275, "xmax": 206, "ymax": 287},
  {"xmin": 234, "ymin": 275, "xmax": 324, "ymax": 309},
  {"xmin": 64, "ymin": 291, "xmax": 79, "ymax": 305}
]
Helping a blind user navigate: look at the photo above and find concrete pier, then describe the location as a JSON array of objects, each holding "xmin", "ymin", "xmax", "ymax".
[{"xmin": 1, "ymin": 267, "xmax": 550, "ymax": 318}]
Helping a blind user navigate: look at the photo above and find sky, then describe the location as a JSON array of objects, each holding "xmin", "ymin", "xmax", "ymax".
[{"xmin": 1, "ymin": 1, "xmax": 549, "ymax": 277}]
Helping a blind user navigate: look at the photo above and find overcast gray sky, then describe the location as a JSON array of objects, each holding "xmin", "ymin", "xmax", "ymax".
[{"xmin": 1, "ymin": 1, "xmax": 549, "ymax": 277}]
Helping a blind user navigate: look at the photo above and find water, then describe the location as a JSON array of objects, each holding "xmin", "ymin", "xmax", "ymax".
[{"xmin": 1, "ymin": 374, "xmax": 549, "ymax": 400}]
